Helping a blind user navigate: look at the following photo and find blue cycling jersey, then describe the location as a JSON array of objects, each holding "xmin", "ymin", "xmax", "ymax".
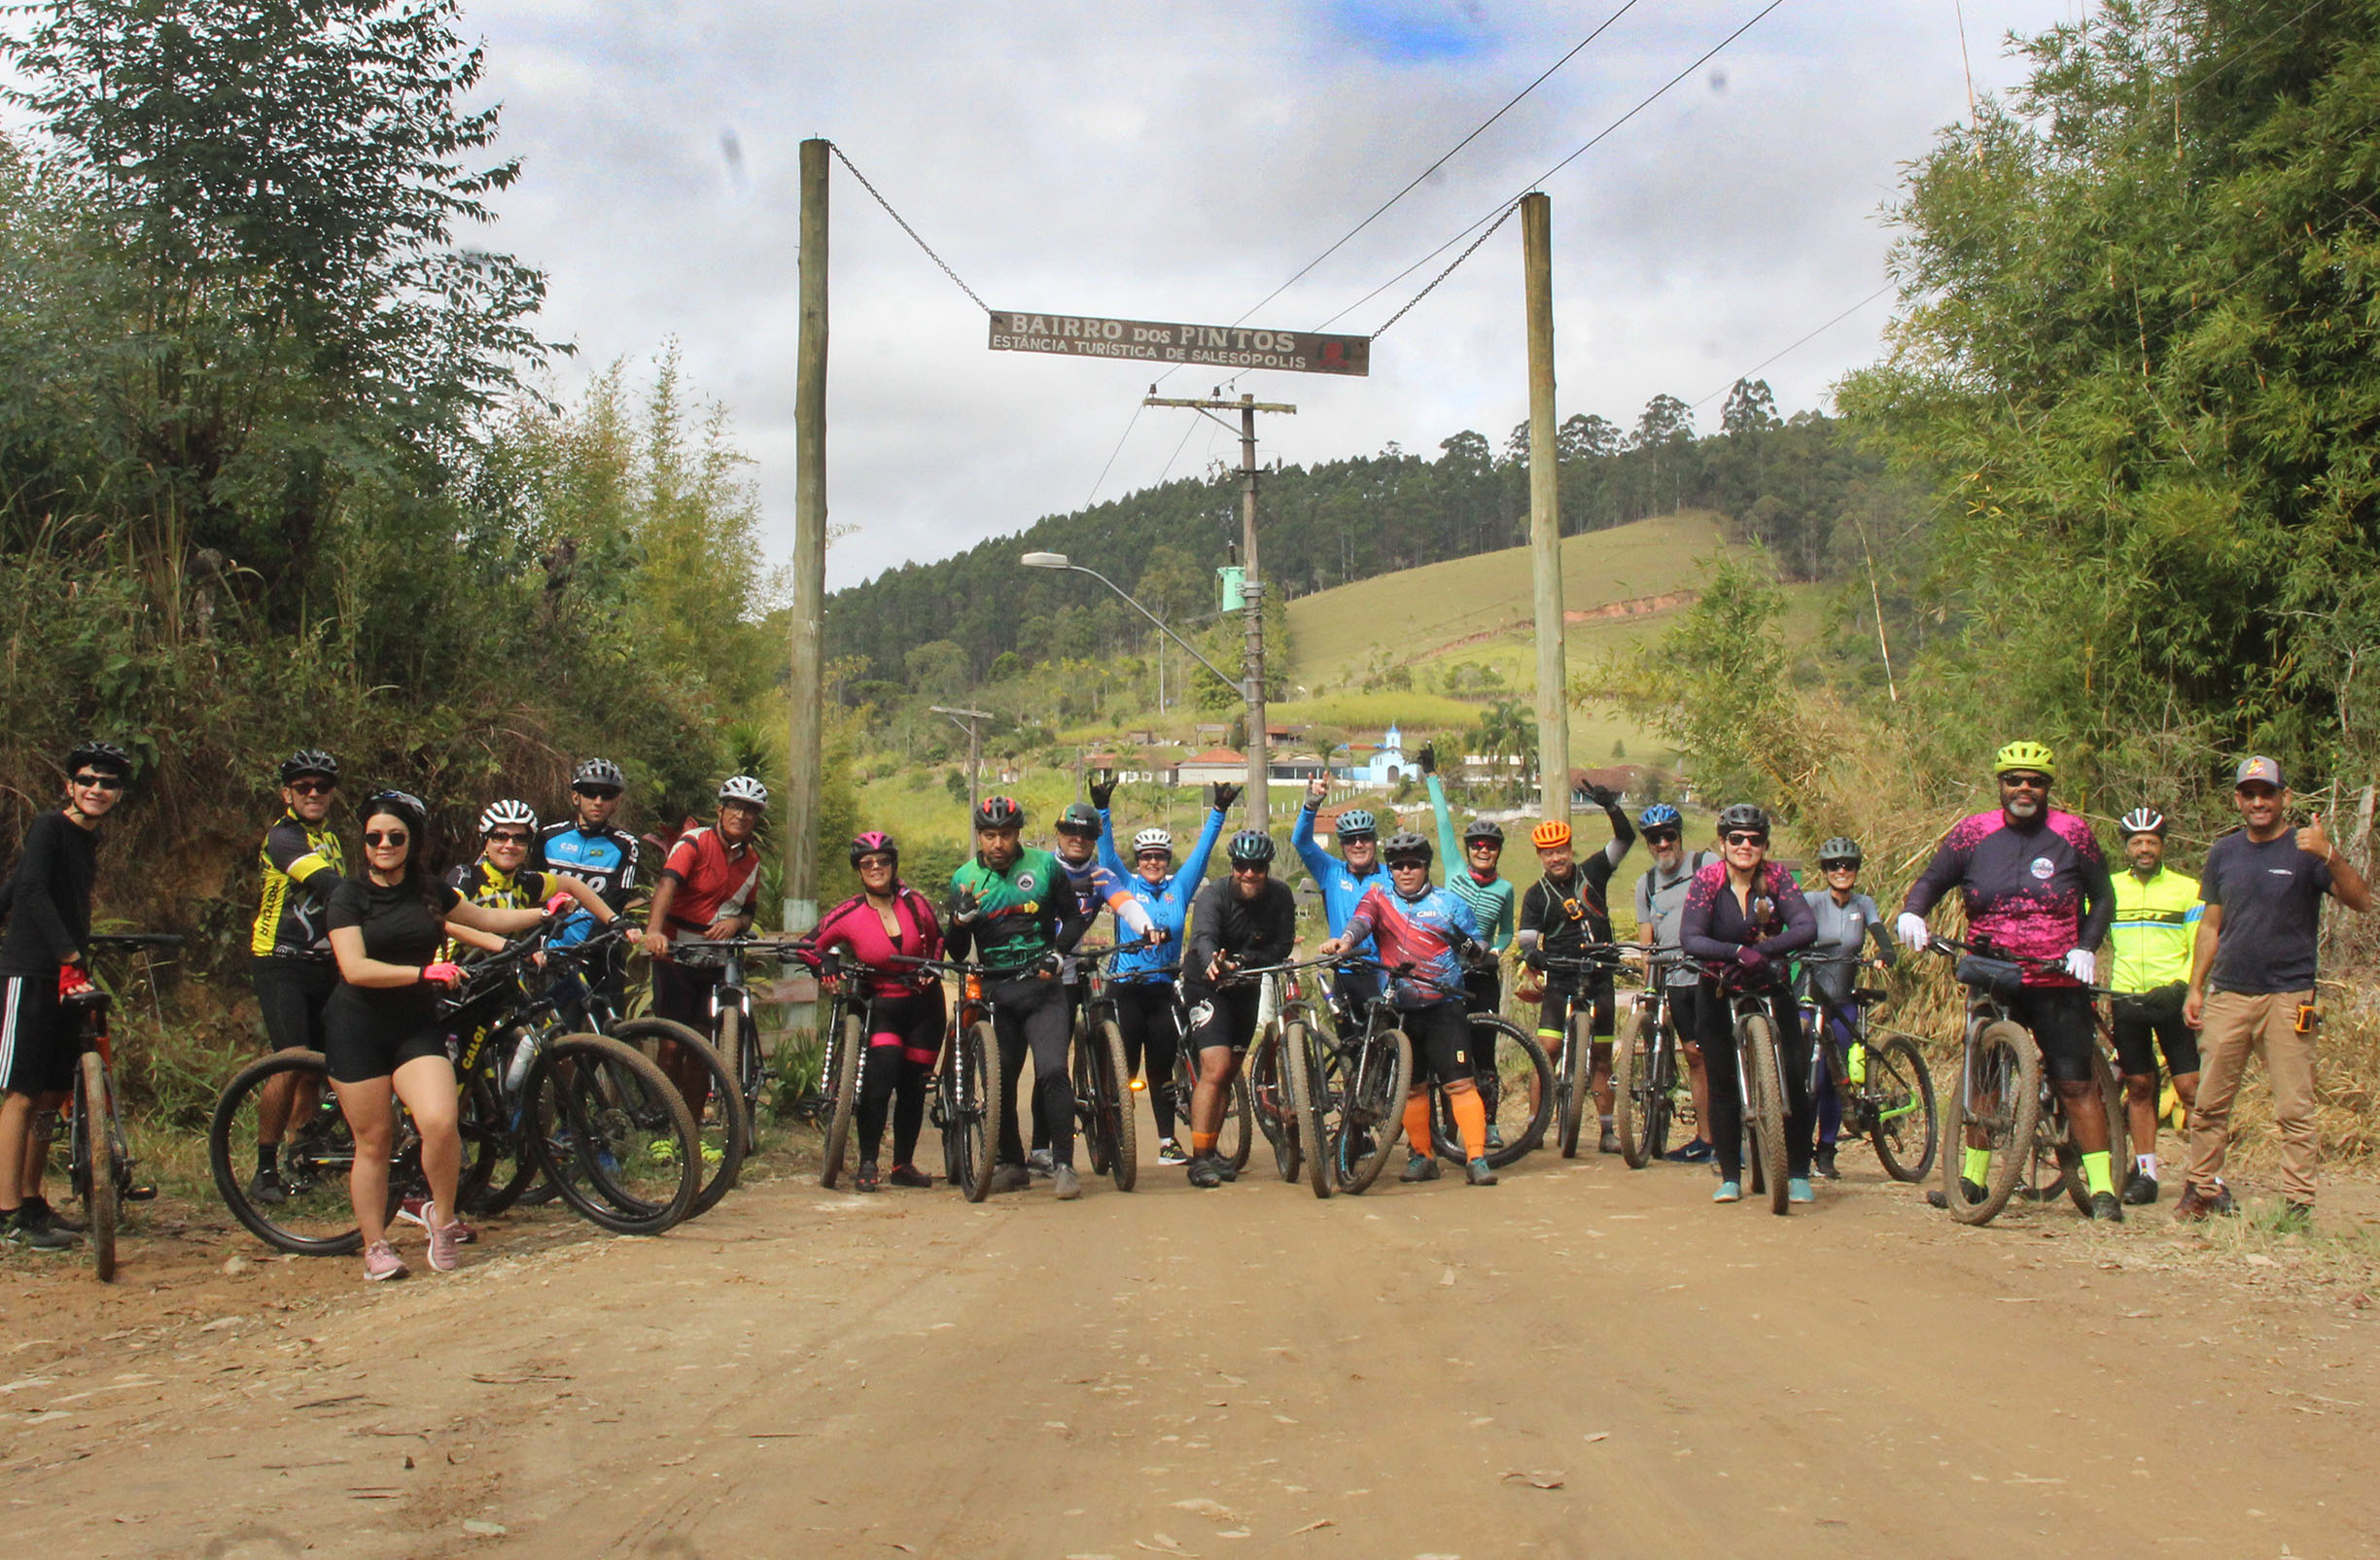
[
  {"xmin": 534, "ymin": 820, "xmax": 639, "ymax": 947},
  {"xmin": 1098, "ymin": 806, "xmax": 1227, "ymax": 983},
  {"xmin": 1293, "ymin": 803, "xmax": 1385, "ymax": 950}
]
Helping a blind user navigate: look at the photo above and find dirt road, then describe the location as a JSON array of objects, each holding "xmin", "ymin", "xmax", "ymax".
[{"xmin": 6, "ymin": 1140, "xmax": 2377, "ymax": 1559}]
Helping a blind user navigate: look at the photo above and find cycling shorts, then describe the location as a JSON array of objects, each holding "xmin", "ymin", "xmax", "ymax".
[
  {"xmin": 1399, "ymin": 1001, "xmax": 1475, "ymax": 1086},
  {"xmin": 322, "ymin": 988, "xmax": 451, "ymax": 1086},
  {"xmin": 1184, "ymin": 985, "xmax": 1261, "ymax": 1056},
  {"xmin": 0, "ymin": 975, "xmax": 75, "ymax": 1095},
  {"xmin": 2111, "ymin": 984, "xmax": 2198, "ymax": 1079},
  {"xmin": 1462, "ymin": 967, "xmax": 1501, "ymax": 1016},
  {"xmin": 253, "ymin": 956, "xmax": 336, "ymax": 1052},
  {"xmin": 1539, "ymin": 985, "xmax": 1615, "ymax": 1043},
  {"xmin": 651, "ymin": 959, "xmax": 720, "ymax": 1031},
  {"xmin": 2004, "ymin": 986, "xmax": 2099, "ymax": 1086}
]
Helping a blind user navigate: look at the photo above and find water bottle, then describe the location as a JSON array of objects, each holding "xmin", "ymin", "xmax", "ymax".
[{"xmin": 503, "ymin": 1030, "xmax": 537, "ymax": 1096}]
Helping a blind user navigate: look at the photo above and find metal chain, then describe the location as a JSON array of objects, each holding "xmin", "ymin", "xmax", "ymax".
[
  {"xmin": 828, "ymin": 143, "xmax": 992, "ymax": 315},
  {"xmin": 1372, "ymin": 201, "xmax": 1520, "ymax": 338}
]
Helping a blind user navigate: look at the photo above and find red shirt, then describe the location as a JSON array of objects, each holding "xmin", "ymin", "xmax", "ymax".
[{"xmin": 659, "ymin": 826, "xmax": 762, "ymax": 953}]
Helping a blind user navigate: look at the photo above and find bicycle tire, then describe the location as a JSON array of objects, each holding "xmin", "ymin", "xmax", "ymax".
[
  {"xmin": 526, "ymin": 1035, "xmax": 702, "ymax": 1234},
  {"xmin": 717, "ymin": 1005, "xmax": 767, "ymax": 1133},
  {"xmin": 209, "ymin": 1049, "xmax": 394, "ymax": 1257},
  {"xmin": 1939, "ymin": 1021, "xmax": 2039, "ymax": 1227},
  {"xmin": 1096, "ymin": 1018, "xmax": 1138, "ymax": 1191},
  {"xmin": 1431, "ymin": 1017, "xmax": 1551, "ymax": 1168},
  {"xmin": 1335, "ymin": 1029, "xmax": 1413, "ymax": 1195},
  {"xmin": 949, "ymin": 1020, "xmax": 1003, "ymax": 1202},
  {"xmin": 1867, "ymin": 1035, "xmax": 1938, "ymax": 1184},
  {"xmin": 1557, "ymin": 1005, "xmax": 1592, "ymax": 1158},
  {"xmin": 1612, "ymin": 1004, "xmax": 1659, "ymax": 1168},
  {"xmin": 1272, "ymin": 1019, "xmax": 1310, "ymax": 1191},
  {"xmin": 1222, "ymin": 1071, "xmax": 1253, "ymax": 1171},
  {"xmin": 2056, "ymin": 1042, "xmax": 2130, "ymax": 1215},
  {"xmin": 1247, "ymin": 1026, "xmax": 1290, "ymax": 1172},
  {"xmin": 453, "ymin": 1072, "xmax": 521, "ymax": 1217},
  {"xmin": 821, "ymin": 1011, "xmax": 863, "ymax": 1189},
  {"xmin": 1740, "ymin": 1013, "xmax": 1791, "ymax": 1216},
  {"xmin": 78, "ymin": 1051, "xmax": 119, "ymax": 1283},
  {"xmin": 602, "ymin": 1017, "xmax": 750, "ymax": 1214}
]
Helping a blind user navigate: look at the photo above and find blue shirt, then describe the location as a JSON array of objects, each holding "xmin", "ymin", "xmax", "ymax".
[
  {"xmin": 533, "ymin": 820, "xmax": 639, "ymax": 948},
  {"xmin": 1098, "ymin": 806, "xmax": 1227, "ymax": 983},
  {"xmin": 1293, "ymin": 803, "xmax": 1385, "ymax": 951}
]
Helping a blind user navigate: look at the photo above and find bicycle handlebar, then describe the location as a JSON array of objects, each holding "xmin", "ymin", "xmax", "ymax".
[{"xmin": 88, "ymin": 932, "xmax": 185, "ymax": 951}]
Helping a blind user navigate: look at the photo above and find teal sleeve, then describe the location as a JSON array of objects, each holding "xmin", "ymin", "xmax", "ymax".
[
  {"xmin": 1426, "ymin": 775, "xmax": 1458, "ymax": 887},
  {"xmin": 1491, "ymin": 882, "xmax": 1516, "ymax": 952}
]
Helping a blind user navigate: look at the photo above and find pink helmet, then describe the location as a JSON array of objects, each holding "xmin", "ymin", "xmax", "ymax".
[{"xmin": 850, "ymin": 830, "xmax": 896, "ymax": 868}]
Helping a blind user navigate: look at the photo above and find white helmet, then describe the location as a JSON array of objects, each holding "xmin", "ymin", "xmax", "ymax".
[
  {"xmin": 1132, "ymin": 827, "xmax": 1173, "ymax": 854},
  {"xmin": 718, "ymin": 774, "xmax": 768, "ymax": 808},
  {"xmin": 479, "ymin": 798, "xmax": 538, "ymax": 836}
]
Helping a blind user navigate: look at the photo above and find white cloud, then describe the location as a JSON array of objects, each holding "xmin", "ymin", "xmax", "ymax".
[{"xmin": 460, "ymin": 0, "xmax": 2074, "ymax": 587}]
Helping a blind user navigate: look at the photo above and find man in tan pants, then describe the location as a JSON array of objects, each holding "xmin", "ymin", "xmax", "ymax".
[{"xmin": 2179, "ymin": 757, "xmax": 2370, "ymax": 1230}]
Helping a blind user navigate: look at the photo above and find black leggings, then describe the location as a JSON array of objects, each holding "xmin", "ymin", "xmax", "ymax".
[
  {"xmin": 858, "ymin": 989, "xmax": 944, "ymax": 1166},
  {"xmin": 990, "ymin": 974, "xmax": 1074, "ymax": 1169},
  {"xmin": 1696, "ymin": 980, "xmax": 1812, "ymax": 1181},
  {"xmin": 1110, "ymin": 982, "xmax": 1183, "ymax": 1137}
]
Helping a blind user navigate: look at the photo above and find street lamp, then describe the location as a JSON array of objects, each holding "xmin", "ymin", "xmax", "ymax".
[{"xmin": 1021, "ymin": 551, "xmax": 1264, "ymax": 822}]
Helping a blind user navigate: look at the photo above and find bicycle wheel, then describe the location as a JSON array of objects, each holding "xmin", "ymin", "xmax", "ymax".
[
  {"xmin": 1247, "ymin": 1026, "xmax": 1291, "ymax": 1169},
  {"xmin": 452, "ymin": 1070, "xmax": 524, "ymax": 1217},
  {"xmin": 1741, "ymin": 1013, "xmax": 1790, "ymax": 1216},
  {"xmin": 1938, "ymin": 1021, "xmax": 2040, "ymax": 1227},
  {"xmin": 1432, "ymin": 1017, "xmax": 1550, "ymax": 1168},
  {"xmin": 820, "ymin": 1010, "xmax": 863, "ymax": 1189},
  {"xmin": 1612, "ymin": 1004, "xmax": 1657, "ymax": 1168},
  {"xmin": 1272, "ymin": 1018, "xmax": 1310, "ymax": 1189},
  {"xmin": 525, "ymin": 1035, "xmax": 702, "ymax": 1235},
  {"xmin": 209, "ymin": 1049, "xmax": 392, "ymax": 1256},
  {"xmin": 603, "ymin": 1017, "xmax": 750, "ymax": 1215},
  {"xmin": 716, "ymin": 1005, "xmax": 767, "ymax": 1134},
  {"xmin": 1094, "ymin": 1018, "xmax": 1137, "ymax": 1190},
  {"xmin": 1866, "ymin": 1036, "xmax": 1939, "ymax": 1184},
  {"xmin": 2056, "ymin": 1042, "xmax": 2129, "ymax": 1215},
  {"xmin": 945, "ymin": 1020, "xmax": 1003, "ymax": 1202},
  {"xmin": 1221, "ymin": 1071, "xmax": 1253, "ymax": 1171},
  {"xmin": 1334, "ymin": 1030, "xmax": 1413, "ymax": 1195},
  {"xmin": 1556, "ymin": 1006, "xmax": 1592, "ymax": 1158},
  {"xmin": 76, "ymin": 1052, "xmax": 119, "ymax": 1283}
]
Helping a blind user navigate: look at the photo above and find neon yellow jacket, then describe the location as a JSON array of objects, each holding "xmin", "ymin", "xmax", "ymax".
[{"xmin": 2109, "ymin": 866, "xmax": 2200, "ymax": 992}]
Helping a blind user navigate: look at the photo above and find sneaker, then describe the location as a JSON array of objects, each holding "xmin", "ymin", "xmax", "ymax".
[
  {"xmin": 989, "ymin": 1162, "xmax": 1032, "ymax": 1194},
  {"xmin": 1187, "ymin": 1156, "xmax": 1224, "ymax": 1190},
  {"xmin": 1811, "ymin": 1145, "xmax": 1840, "ymax": 1181},
  {"xmin": 1026, "ymin": 1148, "xmax": 1054, "ymax": 1177},
  {"xmin": 2121, "ymin": 1170, "xmax": 2159, "ymax": 1206},
  {"xmin": 1598, "ymin": 1125, "xmax": 1621, "ymax": 1156},
  {"xmin": 1212, "ymin": 1157, "xmax": 1240, "ymax": 1184},
  {"xmin": 1788, "ymin": 1177, "xmax": 1815, "ymax": 1204},
  {"xmin": 1157, "ymin": 1137, "xmax": 1188, "ymax": 1165},
  {"xmin": 1484, "ymin": 1124, "xmax": 1505, "ymax": 1152},
  {"xmin": 1, "ymin": 1208, "xmax": 76, "ymax": 1251},
  {"xmin": 1400, "ymin": 1154, "xmax": 1442, "ymax": 1184},
  {"xmin": 247, "ymin": 1166, "xmax": 290, "ymax": 1206},
  {"xmin": 1052, "ymin": 1165, "xmax": 1081, "ymax": 1200},
  {"xmin": 2087, "ymin": 1191, "xmax": 2125, "ymax": 1224},
  {"xmin": 24, "ymin": 1196, "xmax": 84, "ymax": 1233},
  {"xmin": 855, "ymin": 1160, "xmax": 882, "ymax": 1194},
  {"xmin": 394, "ymin": 1196, "xmax": 474, "ymax": 1243},
  {"xmin": 2174, "ymin": 1183, "xmax": 2235, "ymax": 1222},
  {"xmin": 1924, "ymin": 1176, "xmax": 1989, "ymax": 1210},
  {"xmin": 1664, "ymin": 1138, "xmax": 1714, "ymax": 1164},
  {"xmin": 424, "ymin": 1203, "xmax": 464, "ymax": 1272},
  {"xmin": 886, "ymin": 1163, "xmax": 932, "ymax": 1189},
  {"xmin": 700, "ymin": 1140, "xmax": 725, "ymax": 1168},
  {"xmin": 646, "ymin": 1137, "xmax": 680, "ymax": 1166},
  {"xmin": 1465, "ymin": 1157, "xmax": 1497, "ymax": 1187},
  {"xmin": 1713, "ymin": 1180, "xmax": 1742, "ymax": 1203},
  {"xmin": 2276, "ymin": 1200, "xmax": 2315, "ymax": 1234},
  {"xmin": 363, "ymin": 1239, "xmax": 409, "ymax": 1281}
]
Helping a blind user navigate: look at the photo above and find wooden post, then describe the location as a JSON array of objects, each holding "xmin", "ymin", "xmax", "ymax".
[
  {"xmin": 1522, "ymin": 191, "xmax": 1570, "ymax": 832},
  {"xmin": 786, "ymin": 137, "xmax": 829, "ymax": 947},
  {"xmin": 1240, "ymin": 395, "xmax": 1269, "ymax": 830}
]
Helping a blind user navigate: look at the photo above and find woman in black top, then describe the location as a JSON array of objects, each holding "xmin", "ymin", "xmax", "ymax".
[{"xmin": 327, "ymin": 791, "xmax": 548, "ymax": 1282}]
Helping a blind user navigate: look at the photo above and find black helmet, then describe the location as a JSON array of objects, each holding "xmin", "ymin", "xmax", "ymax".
[
  {"xmin": 1716, "ymin": 803, "xmax": 1770, "ymax": 839},
  {"xmin": 1816, "ymin": 837, "xmax": 1862, "ymax": 868},
  {"xmin": 850, "ymin": 830, "xmax": 896, "ymax": 867},
  {"xmin": 1056, "ymin": 801, "xmax": 1101, "ymax": 838},
  {"xmin": 573, "ymin": 757, "xmax": 625, "ymax": 793},
  {"xmin": 1462, "ymin": 817, "xmax": 1505, "ymax": 846},
  {"xmin": 1382, "ymin": 830, "xmax": 1433, "ymax": 866},
  {"xmin": 66, "ymin": 740, "xmax": 133, "ymax": 778},
  {"xmin": 1226, "ymin": 829, "xmax": 1275, "ymax": 866},
  {"xmin": 279, "ymin": 748, "xmax": 338, "ymax": 785},
  {"xmin": 973, "ymin": 795, "xmax": 1025, "ymax": 831},
  {"xmin": 361, "ymin": 788, "xmax": 428, "ymax": 831},
  {"xmin": 2118, "ymin": 807, "xmax": 2167, "ymax": 840}
]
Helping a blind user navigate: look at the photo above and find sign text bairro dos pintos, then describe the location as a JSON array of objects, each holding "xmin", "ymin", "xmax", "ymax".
[{"xmin": 988, "ymin": 311, "xmax": 1369, "ymax": 377}]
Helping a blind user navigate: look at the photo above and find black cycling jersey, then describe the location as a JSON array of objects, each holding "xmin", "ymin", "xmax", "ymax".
[
  {"xmin": 1182, "ymin": 878, "xmax": 1295, "ymax": 995},
  {"xmin": 0, "ymin": 810, "xmax": 97, "ymax": 974},
  {"xmin": 251, "ymin": 812, "xmax": 345, "ymax": 960}
]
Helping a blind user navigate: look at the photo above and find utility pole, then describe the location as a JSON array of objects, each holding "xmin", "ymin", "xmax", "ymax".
[
  {"xmin": 930, "ymin": 705, "xmax": 993, "ymax": 823},
  {"xmin": 1522, "ymin": 191, "xmax": 1570, "ymax": 834},
  {"xmin": 787, "ymin": 137, "xmax": 829, "ymax": 948},
  {"xmin": 1144, "ymin": 391, "xmax": 1294, "ymax": 829}
]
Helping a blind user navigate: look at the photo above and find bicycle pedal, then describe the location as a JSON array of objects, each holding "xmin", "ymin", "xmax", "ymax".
[{"xmin": 125, "ymin": 1184, "xmax": 158, "ymax": 1202}]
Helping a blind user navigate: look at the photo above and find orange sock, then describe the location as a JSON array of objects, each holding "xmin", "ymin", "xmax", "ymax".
[
  {"xmin": 1401, "ymin": 1092, "xmax": 1433, "ymax": 1156},
  {"xmin": 1190, "ymin": 1130, "xmax": 1218, "ymax": 1158},
  {"xmin": 1449, "ymin": 1089, "xmax": 1488, "ymax": 1161}
]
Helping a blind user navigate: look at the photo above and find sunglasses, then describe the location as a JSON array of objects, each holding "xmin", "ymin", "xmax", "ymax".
[
  {"xmin": 364, "ymin": 829, "xmax": 409, "ymax": 848},
  {"xmin": 1467, "ymin": 839, "xmax": 1500, "ymax": 850},
  {"xmin": 857, "ymin": 853, "xmax": 895, "ymax": 870},
  {"xmin": 1724, "ymin": 831, "xmax": 1768, "ymax": 847},
  {"xmin": 1137, "ymin": 851, "xmax": 1172, "ymax": 863},
  {"xmin": 573, "ymin": 785, "xmax": 621, "ymax": 800},
  {"xmin": 487, "ymin": 830, "xmax": 533, "ymax": 846},
  {"xmin": 1822, "ymin": 861, "xmax": 1859, "ymax": 873},
  {"xmin": 72, "ymin": 772, "xmax": 125, "ymax": 790},
  {"xmin": 1231, "ymin": 862, "xmax": 1269, "ymax": 876},
  {"xmin": 1999, "ymin": 773, "xmax": 2049, "ymax": 791},
  {"xmin": 1644, "ymin": 830, "xmax": 1680, "ymax": 846},
  {"xmin": 287, "ymin": 779, "xmax": 334, "ymax": 796},
  {"xmin": 1387, "ymin": 858, "xmax": 1430, "ymax": 871}
]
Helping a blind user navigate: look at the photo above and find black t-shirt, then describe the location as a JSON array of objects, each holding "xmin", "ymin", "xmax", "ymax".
[
  {"xmin": 0, "ymin": 810, "xmax": 98, "ymax": 975},
  {"xmin": 2200, "ymin": 829, "xmax": 2333, "ymax": 994},
  {"xmin": 329, "ymin": 876, "xmax": 464, "ymax": 975}
]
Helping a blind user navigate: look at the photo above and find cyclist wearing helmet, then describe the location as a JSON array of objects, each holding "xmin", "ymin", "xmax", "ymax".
[
  {"xmin": 1095, "ymin": 774, "xmax": 1232, "ymax": 1163},
  {"xmin": 1799, "ymin": 838, "xmax": 1897, "ymax": 1179},
  {"xmin": 1319, "ymin": 832, "xmax": 1497, "ymax": 1185},
  {"xmin": 2106, "ymin": 807, "xmax": 2200, "ymax": 1205},
  {"xmin": 1, "ymin": 740, "xmax": 131, "ymax": 1250},
  {"xmin": 640, "ymin": 776, "xmax": 769, "ymax": 1120},
  {"xmin": 1632, "ymin": 804, "xmax": 1719, "ymax": 1163},
  {"xmin": 799, "ymin": 833, "xmax": 946, "ymax": 1192},
  {"xmin": 245, "ymin": 748, "xmax": 345, "ymax": 1209},
  {"xmin": 445, "ymin": 800, "xmax": 616, "ymax": 954},
  {"xmin": 1517, "ymin": 782, "xmax": 1636, "ymax": 1154},
  {"xmin": 1025, "ymin": 794, "xmax": 1161, "ymax": 1173},
  {"xmin": 1178, "ymin": 828, "xmax": 1297, "ymax": 1188},
  {"xmin": 947, "ymin": 796, "xmax": 1092, "ymax": 1198},
  {"xmin": 1898, "ymin": 741, "xmax": 2121, "ymax": 1220},
  {"xmin": 1417, "ymin": 745, "xmax": 1516, "ymax": 1140},
  {"xmin": 1679, "ymin": 804, "xmax": 1819, "ymax": 1205},
  {"xmin": 534, "ymin": 757, "xmax": 641, "ymax": 991},
  {"xmin": 1293, "ymin": 775, "xmax": 1389, "ymax": 1024}
]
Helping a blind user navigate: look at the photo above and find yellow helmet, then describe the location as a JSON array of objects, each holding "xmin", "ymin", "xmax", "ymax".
[{"xmin": 1991, "ymin": 740, "xmax": 2056, "ymax": 779}]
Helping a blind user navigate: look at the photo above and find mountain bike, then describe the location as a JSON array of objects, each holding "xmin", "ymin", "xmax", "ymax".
[
  {"xmin": 1309, "ymin": 959, "xmax": 1417, "ymax": 1195},
  {"xmin": 891, "ymin": 953, "xmax": 1017, "ymax": 1202},
  {"xmin": 1530, "ymin": 946, "xmax": 1630, "ymax": 1161},
  {"xmin": 211, "ymin": 932, "xmax": 703, "ymax": 1254},
  {"xmin": 1157, "ymin": 988, "xmax": 1254, "ymax": 1173},
  {"xmin": 1070, "ymin": 940, "xmax": 1156, "ymax": 1192},
  {"xmin": 1238, "ymin": 955, "xmax": 1340, "ymax": 1196},
  {"xmin": 1926, "ymin": 937, "xmax": 2128, "ymax": 1226},
  {"xmin": 1426, "ymin": 1003, "xmax": 1552, "ymax": 1170},
  {"xmin": 1690, "ymin": 958, "xmax": 1796, "ymax": 1215},
  {"xmin": 56, "ymin": 933, "xmax": 178, "ymax": 1281},
  {"xmin": 669, "ymin": 935, "xmax": 785, "ymax": 1132},
  {"xmin": 1797, "ymin": 956, "xmax": 1938, "ymax": 1183},
  {"xmin": 1613, "ymin": 951, "xmax": 1695, "ymax": 1169}
]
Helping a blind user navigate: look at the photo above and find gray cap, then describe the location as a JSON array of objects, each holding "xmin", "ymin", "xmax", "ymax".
[{"xmin": 2234, "ymin": 755, "xmax": 2285, "ymax": 789}]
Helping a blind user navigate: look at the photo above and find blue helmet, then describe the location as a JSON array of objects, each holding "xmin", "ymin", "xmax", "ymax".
[
  {"xmin": 1637, "ymin": 803, "xmax": 1683, "ymax": 829},
  {"xmin": 1336, "ymin": 808, "xmax": 1377, "ymax": 841}
]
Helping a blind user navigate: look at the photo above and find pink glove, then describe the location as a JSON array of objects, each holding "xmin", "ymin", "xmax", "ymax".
[
  {"xmin": 544, "ymin": 890, "xmax": 576, "ymax": 917},
  {"xmin": 421, "ymin": 961, "xmax": 463, "ymax": 987},
  {"xmin": 58, "ymin": 963, "xmax": 92, "ymax": 999},
  {"xmin": 1732, "ymin": 947, "xmax": 1767, "ymax": 972}
]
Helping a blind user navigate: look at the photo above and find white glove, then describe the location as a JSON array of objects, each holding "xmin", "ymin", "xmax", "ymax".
[
  {"xmin": 2063, "ymin": 949, "xmax": 2096, "ymax": 985},
  {"xmin": 1896, "ymin": 913, "xmax": 1932, "ymax": 953}
]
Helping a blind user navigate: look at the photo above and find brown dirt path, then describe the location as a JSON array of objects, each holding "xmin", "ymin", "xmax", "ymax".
[{"xmin": 5, "ymin": 1143, "xmax": 2377, "ymax": 1558}]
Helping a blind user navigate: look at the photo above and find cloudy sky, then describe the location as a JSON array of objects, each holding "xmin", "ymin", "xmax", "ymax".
[{"xmin": 467, "ymin": 1, "xmax": 2082, "ymax": 589}]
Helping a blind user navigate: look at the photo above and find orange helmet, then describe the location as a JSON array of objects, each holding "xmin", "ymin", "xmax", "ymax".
[{"xmin": 1529, "ymin": 818, "xmax": 1572, "ymax": 849}]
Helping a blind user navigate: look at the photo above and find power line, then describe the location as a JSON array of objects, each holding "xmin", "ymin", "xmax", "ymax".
[
  {"xmin": 827, "ymin": 143, "xmax": 991, "ymax": 314},
  {"xmin": 1373, "ymin": 201, "xmax": 1522, "ymax": 338},
  {"xmin": 1691, "ymin": 281, "xmax": 1896, "ymax": 407}
]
